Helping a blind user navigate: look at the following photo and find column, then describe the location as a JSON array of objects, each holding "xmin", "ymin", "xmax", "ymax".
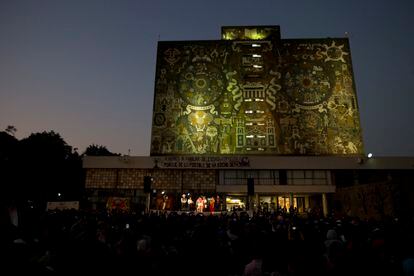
[
  {"xmin": 305, "ymin": 195, "xmax": 310, "ymax": 213},
  {"xmin": 322, "ymin": 193, "xmax": 328, "ymax": 217}
]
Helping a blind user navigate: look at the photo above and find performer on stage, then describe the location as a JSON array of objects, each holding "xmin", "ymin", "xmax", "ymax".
[
  {"xmin": 180, "ymin": 193, "xmax": 187, "ymax": 210},
  {"xmin": 196, "ymin": 196, "xmax": 204, "ymax": 212},
  {"xmin": 188, "ymin": 196, "xmax": 194, "ymax": 211},
  {"xmin": 209, "ymin": 197, "xmax": 215, "ymax": 213}
]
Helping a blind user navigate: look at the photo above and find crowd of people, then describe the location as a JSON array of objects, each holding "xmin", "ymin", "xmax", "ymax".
[{"xmin": 1, "ymin": 205, "xmax": 414, "ymax": 275}]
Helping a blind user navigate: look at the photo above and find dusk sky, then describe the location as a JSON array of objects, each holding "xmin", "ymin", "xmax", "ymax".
[{"xmin": 1, "ymin": 0, "xmax": 413, "ymax": 156}]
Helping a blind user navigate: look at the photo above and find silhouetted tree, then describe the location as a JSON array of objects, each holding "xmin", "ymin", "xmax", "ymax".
[
  {"xmin": 0, "ymin": 131, "xmax": 20, "ymax": 204},
  {"xmin": 5, "ymin": 125, "xmax": 17, "ymax": 136},
  {"xmin": 19, "ymin": 131, "xmax": 72, "ymax": 161},
  {"xmin": 0, "ymin": 131, "xmax": 18, "ymax": 161},
  {"xmin": 14, "ymin": 131, "xmax": 84, "ymax": 202},
  {"xmin": 83, "ymin": 144, "xmax": 119, "ymax": 156}
]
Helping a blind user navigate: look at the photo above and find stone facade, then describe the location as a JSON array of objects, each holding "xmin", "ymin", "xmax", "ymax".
[
  {"xmin": 85, "ymin": 169, "xmax": 118, "ymax": 189},
  {"xmin": 86, "ymin": 168, "xmax": 216, "ymax": 192}
]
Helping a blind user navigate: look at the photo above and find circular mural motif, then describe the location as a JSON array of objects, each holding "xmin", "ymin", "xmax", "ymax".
[
  {"xmin": 154, "ymin": 113, "xmax": 166, "ymax": 126},
  {"xmin": 284, "ymin": 63, "xmax": 332, "ymax": 106},
  {"xmin": 178, "ymin": 61, "xmax": 225, "ymax": 106},
  {"xmin": 322, "ymin": 41, "xmax": 348, "ymax": 63}
]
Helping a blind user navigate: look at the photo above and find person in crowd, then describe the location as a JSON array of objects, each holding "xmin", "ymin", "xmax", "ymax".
[{"xmin": 2, "ymin": 204, "xmax": 412, "ymax": 275}]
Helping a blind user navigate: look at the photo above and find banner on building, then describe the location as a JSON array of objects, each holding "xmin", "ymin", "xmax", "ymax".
[
  {"xmin": 155, "ymin": 156, "xmax": 250, "ymax": 169},
  {"xmin": 47, "ymin": 201, "xmax": 80, "ymax": 211},
  {"xmin": 106, "ymin": 197, "xmax": 129, "ymax": 212}
]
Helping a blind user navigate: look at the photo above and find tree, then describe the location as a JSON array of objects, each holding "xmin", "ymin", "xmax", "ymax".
[
  {"xmin": 5, "ymin": 125, "xmax": 17, "ymax": 136},
  {"xmin": 0, "ymin": 131, "xmax": 19, "ymax": 204},
  {"xmin": 19, "ymin": 131, "xmax": 73, "ymax": 161},
  {"xmin": 16, "ymin": 131, "xmax": 84, "ymax": 202},
  {"xmin": 83, "ymin": 144, "xmax": 119, "ymax": 156},
  {"xmin": 0, "ymin": 131, "xmax": 18, "ymax": 161}
]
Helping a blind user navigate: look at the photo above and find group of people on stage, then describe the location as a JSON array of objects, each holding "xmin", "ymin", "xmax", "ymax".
[{"xmin": 180, "ymin": 193, "xmax": 220, "ymax": 212}]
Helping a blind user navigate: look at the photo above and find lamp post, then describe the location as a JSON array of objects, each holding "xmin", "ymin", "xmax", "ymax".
[{"xmin": 144, "ymin": 176, "xmax": 153, "ymax": 213}]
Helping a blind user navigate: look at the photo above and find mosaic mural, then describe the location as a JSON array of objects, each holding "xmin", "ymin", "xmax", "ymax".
[{"xmin": 150, "ymin": 28, "xmax": 363, "ymax": 156}]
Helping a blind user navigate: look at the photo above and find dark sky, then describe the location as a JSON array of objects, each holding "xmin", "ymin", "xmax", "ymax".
[{"xmin": 1, "ymin": 0, "xmax": 413, "ymax": 156}]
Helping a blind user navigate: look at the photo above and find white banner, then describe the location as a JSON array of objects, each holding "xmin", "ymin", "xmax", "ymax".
[{"xmin": 155, "ymin": 156, "xmax": 250, "ymax": 169}]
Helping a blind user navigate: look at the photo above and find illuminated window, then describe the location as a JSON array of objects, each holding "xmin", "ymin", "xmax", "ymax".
[
  {"xmin": 244, "ymin": 98, "xmax": 253, "ymax": 102},
  {"xmin": 257, "ymin": 123, "xmax": 265, "ymax": 126},
  {"xmin": 245, "ymin": 110, "xmax": 254, "ymax": 114},
  {"xmin": 245, "ymin": 122, "xmax": 253, "ymax": 126},
  {"xmin": 258, "ymin": 148, "xmax": 264, "ymax": 151},
  {"xmin": 255, "ymin": 98, "xmax": 264, "ymax": 101},
  {"xmin": 246, "ymin": 135, "xmax": 254, "ymax": 138},
  {"xmin": 257, "ymin": 135, "xmax": 266, "ymax": 138},
  {"xmin": 252, "ymin": 44, "xmax": 261, "ymax": 47},
  {"xmin": 256, "ymin": 110, "xmax": 265, "ymax": 114},
  {"xmin": 252, "ymin": 54, "xmax": 262, "ymax": 58},
  {"xmin": 253, "ymin": 65, "xmax": 262, "ymax": 68}
]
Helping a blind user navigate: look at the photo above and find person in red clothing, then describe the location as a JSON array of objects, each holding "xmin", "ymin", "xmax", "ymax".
[{"xmin": 209, "ymin": 197, "xmax": 215, "ymax": 213}]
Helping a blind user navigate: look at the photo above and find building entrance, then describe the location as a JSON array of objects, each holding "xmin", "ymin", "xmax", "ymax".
[
  {"xmin": 225, "ymin": 196, "xmax": 246, "ymax": 212},
  {"xmin": 278, "ymin": 196, "xmax": 306, "ymax": 213}
]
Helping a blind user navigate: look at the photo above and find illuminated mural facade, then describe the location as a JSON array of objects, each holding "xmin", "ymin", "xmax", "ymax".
[{"xmin": 150, "ymin": 26, "xmax": 363, "ymax": 156}]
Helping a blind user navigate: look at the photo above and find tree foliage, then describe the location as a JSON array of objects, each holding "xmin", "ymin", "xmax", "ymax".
[
  {"xmin": 0, "ymin": 131, "xmax": 19, "ymax": 162},
  {"xmin": 2, "ymin": 128, "xmax": 119, "ymax": 206},
  {"xmin": 20, "ymin": 131, "xmax": 73, "ymax": 161},
  {"xmin": 84, "ymin": 144, "xmax": 119, "ymax": 156},
  {"xmin": 1, "ymin": 130, "xmax": 83, "ymax": 204},
  {"xmin": 5, "ymin": 125, "xmax": 17, "ymax": 136}
]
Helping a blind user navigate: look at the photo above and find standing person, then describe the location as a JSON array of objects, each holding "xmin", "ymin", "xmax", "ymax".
[
  {"xmin": 203, "ymin": 196, "xmax": 207, "ymax": 211},
  {"xmin": 196, "ymin": 196, "xmax": 204, "ymax": 212},
  {"xmin": 215, "ymin": 195, "xmax": 221, "ymax": 211},
  {"xmin": 180, "ymin": 193, "xmax": 187, "ymax": 211},
  {"xmin": 187, "ymin": 196, "xmax": 194, "ymax": 211},
  {"xmin": 209, "ymin": 197, "xmax": 215, "ymax": 214},
  {"xmin": 162, "ymin": 195, "xmax": 168, "ymax": 210}
]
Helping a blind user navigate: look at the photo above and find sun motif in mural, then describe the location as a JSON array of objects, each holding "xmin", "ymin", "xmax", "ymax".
[
  {"xmin": 322, "ymin": 41, "xmax": 348, "ymax": 63},
  {"xmin": 284, "ymin": 64, "xmax": 332, "ymax": 106},
  {"xmin": 179, "ymin": 61, "xmax": 225, "ymax": 106}
]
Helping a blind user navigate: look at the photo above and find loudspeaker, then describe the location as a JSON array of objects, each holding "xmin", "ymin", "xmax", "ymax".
[
  {"xmin": 247, "ymin": 178, "xmax": 254, "ymax": 195},
  {"xmin": 144, "ymin": 176, "xmax": 152, "ymax": 193}
]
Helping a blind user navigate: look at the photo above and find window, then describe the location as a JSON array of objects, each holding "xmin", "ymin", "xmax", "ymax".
[
  {"xmin": 287, "ymin": 170, "xmax": 328, "ymax": 185},
  {"xmin": 220, "ymin": 170, "xmax": 279, "ymax": 185}
]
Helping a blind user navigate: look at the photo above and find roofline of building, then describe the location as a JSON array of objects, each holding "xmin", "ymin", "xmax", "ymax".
[{"xmin": 156, "ymin": 37, "xmax": 349, "ymax": 43}]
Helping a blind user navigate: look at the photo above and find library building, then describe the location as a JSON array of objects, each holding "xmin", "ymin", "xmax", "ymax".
[{"xmin": 83, "ymin": 26, "xmax": 414, "ymax": 219}]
